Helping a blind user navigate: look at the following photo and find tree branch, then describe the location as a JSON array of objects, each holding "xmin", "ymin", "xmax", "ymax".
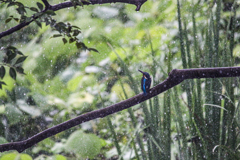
[
  {"xmin": 42, "ymin": 0, "xmax": 51, "ymax": 10},
  {"xmin": 0, "ymin": 66, "xmax": 240, "ymax": 153},
  {"xmin": 0, "ymin": 0, "xmax": 147, "ymax": 39}
]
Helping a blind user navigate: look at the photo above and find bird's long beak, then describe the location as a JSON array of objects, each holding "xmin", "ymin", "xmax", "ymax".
[
  {"xmin": 138, "ymin": 70, "xmax": 148, "ymax": 79},
  {"xmin": 138, "ymin": 69, "xmax": 144, "ymax": 74}
]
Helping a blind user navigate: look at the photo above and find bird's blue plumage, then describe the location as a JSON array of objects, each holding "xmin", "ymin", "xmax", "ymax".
[
  {"xmin": 143, "ymin": 78, "xmax": 147, "ymax": 95},
  {"xmin": 138, "ymin": 70, "xmax": 151, "ymax": 96}
]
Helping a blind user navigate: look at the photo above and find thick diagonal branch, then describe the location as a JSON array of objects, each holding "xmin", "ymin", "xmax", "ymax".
[
  {"xmin": 0, "ymin": 0, "xmax": 147, "ymax": 39},
  {"xmin": 0, "ymin": 66, "xmax": 240, "ymax": 153}
]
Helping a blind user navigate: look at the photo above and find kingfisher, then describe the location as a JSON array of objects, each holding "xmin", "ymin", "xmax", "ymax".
[{"xmin": 138, "ymin": 70, "xmax": 151, "ymax": 96}]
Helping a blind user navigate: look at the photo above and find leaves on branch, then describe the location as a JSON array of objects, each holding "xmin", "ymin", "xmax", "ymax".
[{"xmin": 0, "ymin": 46, "xmax": 27, "ymax": 89}]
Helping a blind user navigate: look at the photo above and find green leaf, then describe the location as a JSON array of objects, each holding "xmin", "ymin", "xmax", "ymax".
[
  {"xmin": 35, "ymin": 20, "xmax": 42, "ymax": 28},
  {"xmin": 16, "ymin": 50, "xmax": 24, "ymax": 55},
  {"xmin": 15, "ymin": 56, "xmax": 28, "ymax": 65},
  {"xmin": 0, "ymin": 81, "xmax": 7, "ymax": 89},
  {"xmin": 0, "ymin": 137, "xmax": 8, "ymax": 145},
  {"xmin": 88, "ymin": 48, "xmax": 99, "ymax": 53},
  {"xmin": 16, "ymin": 6, "xmax": 26, "ymax": 15},
  {"xmin": 16, "ymin": 67, "xmax": 25, "ymax": 74},
  {"xmin": 5, "ymin": 18, "xmax": 12, "ymax": 23},
  {"xmin": 0, "ymin": 66, "xmax": 5, "ymax": 79},
  {"xmin": 62, "ymin": 38, "xmax": 67, "ymax": 44},
  {"xmin": 44, "ymin": 10, "xmax": 56, "ymax": 16},
  {"xmin": 37, "ymin": 2, "xmax": 44, "ymax": 11},
  {"xmin": 5, "ymin": 104, "xmax": 23, "ymax": 125},
  {"xmin": 6, "ymin": 50, "xmax": 17, "ymax": 63},
  {"xmin": 51, "ymin": 34, "xmax": 62, "ymax": 38},
  {"xmin": 0, "ymin": 81, "xmax": 7, "ymax": 86},
  {"xmin": 7, "ymin": 2, "xmax": 16, "ymax": 8},
  {"xmin": 69, "ymin": 38, "xmax": 75, "ymax": 43},
  {"xmin": 65, "ymin": 130, "xmax": 102, "ymax": 159},
  {"xmin": 9, "ymin": 67, "xmax": 16, "ymax": 80},
  {"xmin": 72, "ymin": 29, "xmax": 81, "ymax": 36},
  {"xmin": 76, "ymin": 41, "xmax": 87, "ymax": 49},
  {"xmin": 72, "ymin": 25, "xmax": 81, "ymax": 29},
  {"xmin": 13, "ymin": 18, "xmax": 19, "ymax": 22},
  {"xmin": 30, "ymin": 7, "xmax": 39, "ymax": 12},
  {"xmin": 6, "ymin": 46, "xmax": 17, "ymax": 50}
]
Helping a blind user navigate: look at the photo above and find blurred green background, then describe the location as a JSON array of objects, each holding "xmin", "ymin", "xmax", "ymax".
[{"xmin": 0, "ymin": 0, "xmax": 240, "ymax": 159}]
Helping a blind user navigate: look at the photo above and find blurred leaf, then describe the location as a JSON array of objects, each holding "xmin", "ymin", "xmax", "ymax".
[
  {"xmin": 35, "ymin": 20, "xmax": 42, "ymax": 28},
  {"xmin": 6, "ymin": 50, "xmax": 17, "ymax": 63},
  {"xmin": 16, "ymin": 50, "xmax": 24, "ymax": 55},
  {"xmin": 16, "ymin": 4, "xmax": 26, "ymax": 15},
  {"xmin": 30, "ymin": 7, "xmax": 38, "ymax": 12},
  {"xmin": 76, "ymin": 41, "xmax": 87, "ymax": 49},
  {"xmin": 5, "ymin": 104, "xmax": 23, "ymax": 125},
  {"xmin": 9, "ymin": 67, "xmax": 16, "ymax": 80},
  {"xmin": 72, "ymin": 29, "xmax": 81, "ymax": 36},
  {"xmin": 69, "ymin": 38, "xmax": 75, "ymax": 43},
  {"xmin": 0, "ymin": 153, "xmax": 17, "ymax": 160},
  {"xmin": 51, "ymin": 34, "xmax": 62, "ymax": 38},
  {"xmin": 0, "ymin": 81, "xmax": 6, "ymax": 86},
  {"xmin": 72, "ymin": 25, "xmax": 81, "ymax": 29},
  {"xmin": 17, "ymin": 100, "xmax": 41, "ymax": 117},
  {"xmin": 0, "ymin": 153, "xmax": 32, "ymax": 160},
  {"xmin": 44, "ymin": 10, "xmax": 56, "ymax": 16},
  {"xmin": 20, "ymin": 154, "xmax": 32, "ymax": 160},
  {"xmin": 13, "ymin": 18, "xmax": 19, "ymax": 22},
  {"xmin": 0, "ymin": 66, "xmax": 5, "ymax": 79},
  {"xmin": 0, "ymin": 137, "xmax": 8, "ymax": 145},
  {"xmin": 37, "ymin": 2, "xmax": 44, "ymax": 11},
  {"xmin": 65, "ymin": 130, "xmax": 102, "ymax": 158},
  {"xmin": 7, "ymin": 2, "xmax": 15, "ymax": 8},
  {"xmin": 5, "ymin": 18, "xmax": 12, "ymax": 23},
  {"xmin": 6, "ymin": 46, "xmax": 17, "ymax": 50},
  {"xmin": 88, "ymin": 48, "xmax": 99, "ymax": 53},
  {"xmin": 62, "ymin": 38, "xmax": 67, "ymax": 44},
  {"xmin": 15, "ymin": 56, "xmax": 28, "ymax": 65},
  {"xmin": 54, "ymin": 155, "xmax": 67, "ymax": 160},
  {"xmin": 16, "ymin": 67, "xmax": 25, "ymax": 74}
]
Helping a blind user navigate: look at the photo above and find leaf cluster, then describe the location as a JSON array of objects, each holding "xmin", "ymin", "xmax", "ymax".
[{"xmin": 0, "ymin": 46, "xmax": 27, "ymax": 89}]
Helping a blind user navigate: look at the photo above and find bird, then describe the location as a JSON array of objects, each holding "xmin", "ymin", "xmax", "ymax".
[{"xmin": 138, "ymin": 69, "xmax": 151, "ymax": 96}]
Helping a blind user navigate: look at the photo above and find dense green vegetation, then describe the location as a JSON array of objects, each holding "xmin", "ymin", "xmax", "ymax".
[{"xmin": 0, "ymin": 0, "xmax": 240, "ymax": 159}]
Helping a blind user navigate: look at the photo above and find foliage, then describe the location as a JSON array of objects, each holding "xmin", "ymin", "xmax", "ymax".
[{"xmin": 0, "ymin": 0, "xmax": 240, "ymax": 159}]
